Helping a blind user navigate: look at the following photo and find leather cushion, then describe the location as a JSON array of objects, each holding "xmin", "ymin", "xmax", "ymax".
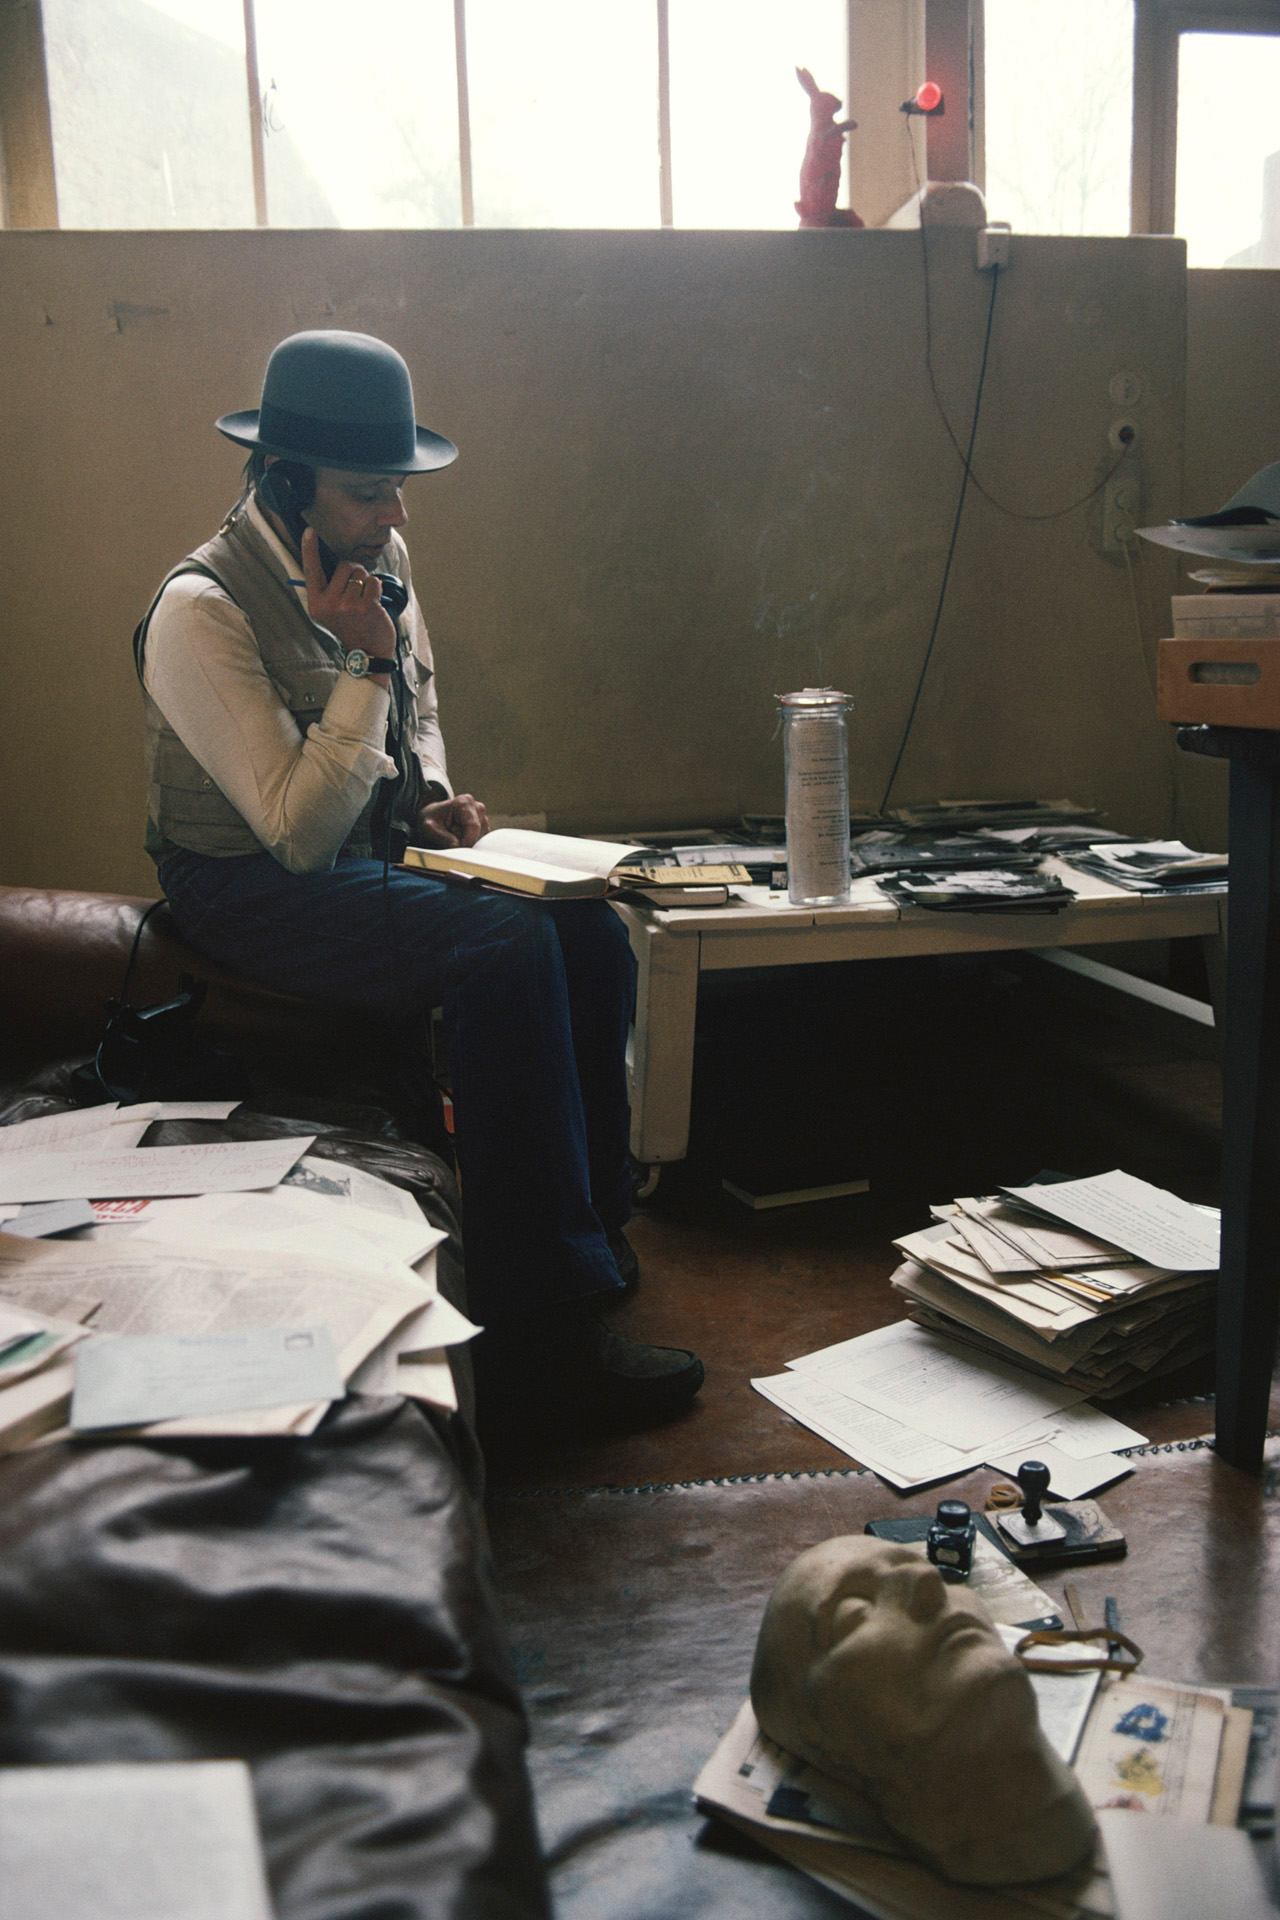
[{"xmin": 0, "ymin": 1397, "xmax": 548, "ymax": 1918}]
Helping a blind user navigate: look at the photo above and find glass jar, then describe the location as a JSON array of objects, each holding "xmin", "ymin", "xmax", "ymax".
[{"xmin": 775, "ymin": 688, "xmax": 854, "ymax": 906}]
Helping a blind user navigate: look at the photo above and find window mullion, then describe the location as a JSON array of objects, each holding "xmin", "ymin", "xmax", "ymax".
[
  {"xmin": 455, "ymin": 0, "xmax": 475, "ymax": 227},
  {"xmin": 657, "ymin": 0, "xmax": 673, "ymax": 226},
  {"xmin": 241, "ymin": 0, "xmax": 268, "ymax": 226}
]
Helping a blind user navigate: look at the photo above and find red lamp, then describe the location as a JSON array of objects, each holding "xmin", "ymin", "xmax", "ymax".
[{"xmin": 901, "ymin": 81, "xmax": 945, "ymax": 116}]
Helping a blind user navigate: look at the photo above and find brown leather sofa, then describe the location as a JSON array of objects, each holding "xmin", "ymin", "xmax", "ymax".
[{"xmin": 0, "ymin": 884, "xmax": 550, "ymax": 1919}]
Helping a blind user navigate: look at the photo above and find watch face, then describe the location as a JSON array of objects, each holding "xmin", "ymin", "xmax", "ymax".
[{"xmin": 346, "ymin": 649, "xmax": 370, "ymax": 677}]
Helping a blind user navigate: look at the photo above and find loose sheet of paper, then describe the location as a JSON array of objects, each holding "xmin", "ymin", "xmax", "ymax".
[
  {"xmin": 994, "ymin": 1624, "xmax": 1101, "ymax": 1763},
  {"xmin": 0, "ymin": 1103, "xmax": 157, "ymax": 1155},
  {"xmin": 1074, "ymin": 1678, "xmax": 1226, "ymax": 1821},
  {"xmin": 752, "ymin": 1368, "xmax": 988, "ymax": 1487},
  {"xmin": 1098, "ymin": 1809, "xmax": 1274, "ymax": 1920},
  {"xmin": 986, "ymin": 1439, "xmax": 1132, "ymax": 1501},
  {"xmin": 1044, "ymin": 1402, "xmax": 1147, "ymax": 1458},
  {"xmin": 1002, "ymin": 1171, "xmax": 1220, "ymax": 1272},
  {"xmin": 0, "ymin": 1137, "xmax": 315, "ymax": 1203},
  {"xmin": 0, "ymin": 1759, "xmax": 273, "ymax": 1920},
  {"xmin": 395, "ymin": 1351, "xmax": 458, "ymax": 1410},
  {"xmin": 72, "ymin": 1325, "xmax": 344, "ymax": 1429},
  {"xmin": 132, "ymin": 1187, "xmax": 443, "ymax": 1269},
  {"xmin": 0, "ymin": 1233, "xmax": 429, "ymax": 1393},
  {"xmin": 787, "ymin": 1321, "xmax": 1086, "ymax": 1451},
  {"xmin": 1, "ymin": 1199, "xmax": 97, "ymax": 1238},
  {"xmin": 152, "ymin": 1101, "xmax": 242, "ymax": 1120}
]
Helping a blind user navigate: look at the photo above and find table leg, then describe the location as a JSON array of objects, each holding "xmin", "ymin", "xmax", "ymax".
[
  {"xmin": 1216, "ymin": 759, "xmax": 1280, "ymax": 1469},
  {"xmin": 618, "ymin": 912, "xmax": 701, "ymax": 1167}
]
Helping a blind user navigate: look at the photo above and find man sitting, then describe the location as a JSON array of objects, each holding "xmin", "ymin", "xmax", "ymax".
[{"xmin": 134, "ymin": 327, "xmax": 704, "ymax": 1433}]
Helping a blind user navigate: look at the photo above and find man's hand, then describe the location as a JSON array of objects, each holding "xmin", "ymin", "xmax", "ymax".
[
  {"xmin": 301, "ymin": 526, "xmax": 396, "ymax": 662},
  {"xmin": 415, "ymin": 793, "xmax": 489, "ymax": 849}
]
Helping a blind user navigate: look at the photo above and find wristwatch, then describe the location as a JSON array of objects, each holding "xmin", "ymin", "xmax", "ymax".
[{"xmin": 343, "ymin": 649, "xmax": 397, "ymax": 679}]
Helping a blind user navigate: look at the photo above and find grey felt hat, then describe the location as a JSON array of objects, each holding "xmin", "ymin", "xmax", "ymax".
[
  {"xmin": 1137, "ymin": 462, "xmax": 1280, "ymax": 562},
  {"xmin": 216, "ymin": 329, "xmax": 458, "ymax": 474}
]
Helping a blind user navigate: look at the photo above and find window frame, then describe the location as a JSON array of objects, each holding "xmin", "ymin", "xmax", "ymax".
[
  {"xmin": 1132, "ymin": 0, "xmax": 1280, "ymax": 236},
  {"xmin": 4, "ymin": 0, "xmax": 1280, "ymax": 243}
]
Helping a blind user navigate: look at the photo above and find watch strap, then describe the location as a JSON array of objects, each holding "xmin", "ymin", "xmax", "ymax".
[{"xmin": 344, "ymin": 648, "xmax": 398, "ymax": 678}]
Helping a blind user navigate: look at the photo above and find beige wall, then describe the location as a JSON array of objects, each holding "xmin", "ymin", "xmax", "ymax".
[{"xmin": 0, "ymin": 225, "xmax": 1222, "ymax": 896}]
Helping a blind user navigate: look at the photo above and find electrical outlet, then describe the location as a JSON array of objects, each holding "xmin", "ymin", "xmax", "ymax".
[
  {"xmin": 1102, "ymin": 473, "xmax": 1141, "ymax": 551},
  {"xmin": 977, "ymin": 225, "xmax": 1011, "ymax": 271},
  {"xmin": 1109, "ymin": 370, "xmax": 1143, "ymax": 407}
]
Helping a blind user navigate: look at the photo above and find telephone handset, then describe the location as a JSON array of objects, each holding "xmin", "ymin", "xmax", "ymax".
[{"xmin": 258, "ymin": 462, "xmax": 409, "ymax": 620}]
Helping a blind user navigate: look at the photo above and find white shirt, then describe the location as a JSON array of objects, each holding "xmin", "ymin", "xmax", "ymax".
[{"xmin": 143, "ymin": 498, "xmax": 450, "ymax": 874}]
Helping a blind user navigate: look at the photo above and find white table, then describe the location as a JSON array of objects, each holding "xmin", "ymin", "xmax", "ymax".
[{"xmin": 612, "ymin": 860, "xmax": 1226, "ymax": 1171}]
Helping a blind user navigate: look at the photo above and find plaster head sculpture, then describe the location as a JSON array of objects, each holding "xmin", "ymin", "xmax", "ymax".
[{"xmin": 750, "ymin": 1537, "xmax": 1097, "ymax": 1886}]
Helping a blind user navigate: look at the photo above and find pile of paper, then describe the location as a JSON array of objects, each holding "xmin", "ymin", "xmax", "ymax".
[
  {"xmin": 754, "ymin": 1319, "xmax": 1146, "ymax": 1494},
  {"xmin": 694, "ymin": 1662, "xmax": 1254, "ymax": 1920},
  {"xmin": 0, "ymin": 1103, "xmax": 480, "ymax": 1449},
  {"xmin": 892, "ymin": 1170, "xmax": 1219, "ymax": 1402}
]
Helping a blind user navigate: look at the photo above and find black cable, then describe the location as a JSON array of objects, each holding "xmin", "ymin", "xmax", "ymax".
[
  {"xmin": 907, "ymin": 137, "xmax": 1131, "ymax": 523},
  {"xmin": 114, "ymin": 898, "xmax": 166, "ymax": 1009},
  {"xmin": 879, "ymin": 262, "xmax": 999, "ymax": 816}
]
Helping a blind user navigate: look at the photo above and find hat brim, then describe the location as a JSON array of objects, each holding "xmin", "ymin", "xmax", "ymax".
[
  {"xmin": 1136, "ymin": 521, "xmax": 1280, "ymax": 563},
  {"xmin": 216, "ymin": 409, "xmax": 458, "ymax": 474}
]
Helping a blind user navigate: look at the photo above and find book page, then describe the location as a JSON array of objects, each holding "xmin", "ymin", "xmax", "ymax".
[{"xmin": 473, "ymin": 827, "xmax": 646, "ymax": 877}]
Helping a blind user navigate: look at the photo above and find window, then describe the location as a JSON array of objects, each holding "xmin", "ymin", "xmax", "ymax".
[
  {"xmin": 31, "ymin": 0, "xmax": 849, "ymax": 230},
  {"xmin": 42, "ymin": 0, "xmax": 259, "ymax": 227},
  {"xmin": 1175, "ymin": 29, "xmax": 1280, "ymax": 266},
  {"xmin": 668, "ymin": 0, "xmax": 845, "ymax": 229},
  {"xmin": 983, "ymin": 0, "xmax": 1134, "ymax": 238}
]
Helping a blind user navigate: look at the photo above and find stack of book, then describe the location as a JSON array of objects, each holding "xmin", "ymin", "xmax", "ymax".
[
  {"xmin": 890, "ymin": 1170, "xmax": 1219, "ymax": 1402},
  {"xmin": 1172, "ymin": 584, "xmax": 1280, "ymax": 638}
]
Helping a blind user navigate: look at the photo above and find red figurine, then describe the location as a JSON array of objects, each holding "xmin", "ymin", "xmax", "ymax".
[{"xmin": 795, "ymin": 66, "xmax": 863, "ymax": 229}]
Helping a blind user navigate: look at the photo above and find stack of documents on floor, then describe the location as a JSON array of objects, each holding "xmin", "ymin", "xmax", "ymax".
[
  {"xmin": 0, "ymin": 1104, "xmax": 480, "ymax": 1449},
  {"xmin": 753, "ymin": 1318, "xmax": 1147, "ymax": 1495},
  {"xmin": 695, "ymin": 1645, "xmax": 1256, "ymax": 1920},
  {"xmin": 892, "ymin": 1170, "xmax": 1219, "ymax": 1404}
]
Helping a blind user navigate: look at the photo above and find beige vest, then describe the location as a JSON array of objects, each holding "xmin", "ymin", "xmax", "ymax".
[{"xmin": 134, "ymin": 506, "xmax": 418, "ymax": 866}]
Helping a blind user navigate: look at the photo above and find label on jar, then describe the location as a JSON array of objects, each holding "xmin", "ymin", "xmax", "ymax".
[{"xmin": 785, "ymin": 719, "xmax": 849, "ymax": 903}]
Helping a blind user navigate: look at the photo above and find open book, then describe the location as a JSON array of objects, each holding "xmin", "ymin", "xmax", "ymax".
[
  {"xmin": 401, "ymin": 829, "xmax": 750, "ymax": 900},
  {"xmin": 402, "ymin": 829, "xmax": 647, "ymax": 897}
]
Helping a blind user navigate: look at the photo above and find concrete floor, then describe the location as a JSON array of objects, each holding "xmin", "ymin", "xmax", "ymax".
[{"xmin": 485, "ymin": 956, "xmax": 1236, "ymax": 1495}]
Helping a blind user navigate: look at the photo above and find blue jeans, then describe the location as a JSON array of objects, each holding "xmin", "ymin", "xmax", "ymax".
[{"xmin": 158, "ymin": 850, "xmax": 635, "ymax": 1329}]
